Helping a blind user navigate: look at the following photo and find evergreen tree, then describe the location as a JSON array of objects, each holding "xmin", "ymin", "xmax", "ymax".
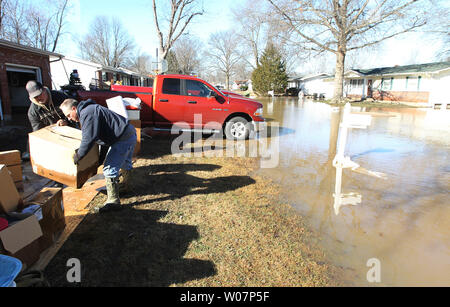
[
  {"xmin": 166, "ymin": 50, "xmax": 181, "ymax": 74},
  {"xmin": 251, "ymin": 43, "xmax": 288, "ymax": 96}
]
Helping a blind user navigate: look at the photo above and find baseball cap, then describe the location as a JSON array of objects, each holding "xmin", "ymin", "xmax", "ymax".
[{"xmin": 26, "ymin": 80, "xmax": 44, "ymax": 98}]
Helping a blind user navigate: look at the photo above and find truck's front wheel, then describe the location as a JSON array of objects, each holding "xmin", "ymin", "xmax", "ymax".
[{"xmin": 224, "ymin": 117, "xmax": 251, "ymax": 140}]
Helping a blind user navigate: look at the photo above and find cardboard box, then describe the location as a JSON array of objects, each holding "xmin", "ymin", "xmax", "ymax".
[
  {"xmin": 129, "ymin": 120, "xmax": 141, "ymax": 157},
  {"xmin": 0, "ymin": 164, "xmax": 23, "ymax": 214},
  {"xmin": 0, "ymin": 150, "xmax": 23, "ymax": 191},
  {"xmin": 0, "ymin": 215, "xmax": 43, "ymax": 267},
  {"xmin": 29, "ymin": 125, "xmax": 99, "ymax": 189},
  {"xmin": 127, "ymin": 109, "xmax": 140, "ymax": 120},
  {"xmin": 29, "ymin": 187, "xmax": 65, "ymax": 245},
  {"xmin": 0, "ymin": 150, "xmax": 21, "ymax": 165}
]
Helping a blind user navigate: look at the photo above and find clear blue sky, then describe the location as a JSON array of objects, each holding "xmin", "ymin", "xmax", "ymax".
[
  {"xmin": 62, "ymin": 0, "xmax": 241, "ymax": 60},
  {"xmin": 57, "ymin": 0, "xmax": 444, "ymax": 73}
]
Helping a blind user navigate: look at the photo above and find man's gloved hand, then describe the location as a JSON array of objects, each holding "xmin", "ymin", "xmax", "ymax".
[{"xmin": 73, "ymin": 150, "xmax": 80, "ymax": 165}]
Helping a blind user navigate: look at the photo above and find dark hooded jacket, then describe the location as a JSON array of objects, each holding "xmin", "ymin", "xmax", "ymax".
[{"xmin": 76, "ymin": 99, "xmax": 129, "ymax": 159}]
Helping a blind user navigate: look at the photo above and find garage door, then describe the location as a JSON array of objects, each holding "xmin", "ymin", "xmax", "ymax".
[{"xmin": 6, "ymin": 65, "xmax": 42, "ymax": 108}]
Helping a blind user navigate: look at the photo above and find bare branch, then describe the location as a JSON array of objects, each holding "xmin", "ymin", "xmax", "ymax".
[
  {"xmin": 79, "ymin": 16, "xmax": 135, "ymax": 68},
  {"xmin": 266, "ymin": 0, "xmax": 436, "ymax": 101},
  {"xmin": 267, "ymin": 0, "xmax": 337, "ymax": 53},
  {"xmin": 51, "ymin": 0, "xmax": 69, "ymax": 52},
  {"xmin": 152, "ymin": 0, "xmax": 203, "ymax": 61}
]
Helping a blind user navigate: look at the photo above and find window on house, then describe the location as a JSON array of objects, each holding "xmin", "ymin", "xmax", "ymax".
[
  {"xmin": 381, "ymin": 78, "xmax": 392, "ymax": 91},
  {"xmin": 407, "ymin": 77, "xmax": 419, "ymax": 91},
  {"xmin": 349, "ymin": 79, "xmax": 363, "ymax": 89}
]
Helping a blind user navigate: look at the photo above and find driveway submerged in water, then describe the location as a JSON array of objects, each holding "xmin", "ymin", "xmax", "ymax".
[{"xmin": 256, "ymin": 97, "xmax": 450, "ymax": 286}]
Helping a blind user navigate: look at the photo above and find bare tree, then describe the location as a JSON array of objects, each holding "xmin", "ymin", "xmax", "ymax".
[
  {"xmin": 267, "ymin": 0, "xmax": 434, "ymax": 102},
  {"xmin": 425, "ymin": 2, "xmax": 450, "ymax": 61},
  {"xmin": 172, "ymin": 35, "xmax": 203, "ymax": 74},
  {"xmin": 205, "ymin": 31, "xmax": 243, "ymax": 90},
  {"xmin": 1, "ymin": 0, "xmax": 29, "ymax": 44},
  {"xmin": 152, "ymin": 0, "xmax": 204, "ymax": 62},
  {"xmin": 0, "ymin": 0, "xmax": 5, "ymax": 34},
  {"xmin": 231, "ymin": 0, "xmax": 268, "ymax": 69},
  {"xmin": 79, "ymin": 16, "xmax": 135, "ymax": 68},
  {"xmin": 27, "ymin": 9, "xmax": 53, "ymax": 50},
  {"xmin": 1, "ymin": 0, "xmax": 70, "ymax": 52},
  {"xmin": 50, "ymin": 0, "xmax": 69, "ymax": 52},
  {"xmin": 232, "ymin": 0, "xmax": 302, "ymax": 77},
  {"xmin": 126, "ymin": 52, "xmax": 153, "ymax": 75}
]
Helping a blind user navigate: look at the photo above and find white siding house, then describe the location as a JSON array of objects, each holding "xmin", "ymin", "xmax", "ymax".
[
  {"xmin": 287, "ymin": 77, "xmax": 302, "ymax": 89},
  {"xmin": 50, "ymin": 56, "xmax": 102, "ymax": 90},
  {"xmin": 344, "ymin": 61, "xmax": 450, "ymax": 107},
  {"xmin": 50, "ymin": 56, "xmax": 153, "ymax": 90},
  {"xmin": 299, "ymin": 73, "xmax": 334, "ymax": 99}
]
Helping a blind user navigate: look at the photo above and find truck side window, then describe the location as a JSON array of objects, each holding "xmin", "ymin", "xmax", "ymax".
[
  {"xmin": 162, "ymin": 78, "xmax": 181, "ymax": 95},
  {"xmin": 186, "ymin": 80, "xmax": 211, "ymax": 97}
]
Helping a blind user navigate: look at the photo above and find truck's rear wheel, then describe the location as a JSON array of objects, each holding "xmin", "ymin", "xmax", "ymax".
[{"xmin": 224, "ymin": 117, "xmax": 251, "ymax": 140}]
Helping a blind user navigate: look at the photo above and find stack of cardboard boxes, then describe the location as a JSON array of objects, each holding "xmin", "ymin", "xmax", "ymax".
[
  {"xmin": 0, "ymin": 125, "xmax": 100, "ymax": 268},
  {"xmin": 0, "ymin": 150, "xmax": 23, "ymax": 191},
  {"xmin": 0, "ymin": 165, "xmax": 65, "ymax": 268},
  {"xmin": 129, "ymin": 120, "xmax": 141, "ymax": 157},
  {"xmin": 1, "ymin": 115, "xmax": 137, "ymax": 269}
]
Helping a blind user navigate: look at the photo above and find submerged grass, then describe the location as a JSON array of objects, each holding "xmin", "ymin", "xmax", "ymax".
[
  {"xmin": 320, "ymin": 99, "xmax": 423, "ymax": 108},
  {"xmin": 44, "ymin": 136, "xmax": 345, "ymax": 287}
]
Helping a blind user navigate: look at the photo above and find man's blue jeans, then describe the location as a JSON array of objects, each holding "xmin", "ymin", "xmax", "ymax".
[{"xmin": 103, "ymin": 124, "xmax": 137, "ymax": 179}]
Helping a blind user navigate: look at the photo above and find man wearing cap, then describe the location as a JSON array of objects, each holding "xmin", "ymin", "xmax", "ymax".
[
  {"xmin": 26, "ymin": 80, "xmax": 71, "ymax": 131},
  {"xmin": 59, "ymin": 98, "xmax": 136, "ymax": 213}
]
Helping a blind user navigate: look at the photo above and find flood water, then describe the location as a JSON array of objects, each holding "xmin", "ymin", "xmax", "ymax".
[{"xmin": 255, "ymin": 97, "xmax": 450, "ymax": 286}]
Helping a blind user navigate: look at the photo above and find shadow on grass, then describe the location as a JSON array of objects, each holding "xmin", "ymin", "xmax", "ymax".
[
  {"xmin": 126, "ymin": 163, "xmax": 256, "ymax": 206},
  {"xmin": 44, "ymin": 138, "xmax": 257, "ymax": 286},
  {"xmin": 44, "ymin": 209, "xmax": 217, "ymax": 287}
]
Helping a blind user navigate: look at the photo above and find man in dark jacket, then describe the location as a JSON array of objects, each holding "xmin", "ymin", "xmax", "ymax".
[
  {"xmin": 60, "ymin": 98, "xmax": 136, "ymax": 213},
  {"xmin": 26, "ymin": 80, "xmax": 71, "ymax": 131}
]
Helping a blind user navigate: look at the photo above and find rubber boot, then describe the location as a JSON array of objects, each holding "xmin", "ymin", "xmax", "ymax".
[{"xmin": 95, "ymin": 177, "xmax": 123, "ymax": 213}]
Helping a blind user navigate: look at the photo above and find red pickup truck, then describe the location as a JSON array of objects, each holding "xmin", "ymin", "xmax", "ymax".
[{"xmin": 77, "ymin": 74, "xmax": 265, "ymax": 140}]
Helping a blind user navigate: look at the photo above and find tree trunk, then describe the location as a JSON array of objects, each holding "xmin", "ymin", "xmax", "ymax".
[
  {"xmin": 0, "ymin": 0, "xmax": 3, "ymax": 34},
  {"xmin": 333, "ymin": 49, "xmax": 346, "ymax": 103},
  {"xmin": 226, "ymin": 74, "xmax": 230, "ymax": 90}
]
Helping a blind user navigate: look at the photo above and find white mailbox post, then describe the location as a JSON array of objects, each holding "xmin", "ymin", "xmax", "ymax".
[{"xmin": 332, "ymin": 103, "xmax": 386, "ymax": 215}]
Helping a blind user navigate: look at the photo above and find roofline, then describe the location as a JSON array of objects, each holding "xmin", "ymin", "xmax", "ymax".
[
  {"xmin": 344, "ymin": 71, "xmax": 447, "ymax": 78},
  {"xmin": 344, "ymin": 70, "xmax": 365, "ymax": 77},
  {"xmin": 49, "ymin": 56, "xmax": 150, "ymax": 78},
  {"xmin": 300, "ymin": 73, "xmax": 330, "ymax": 81},
  {"xmin": 101, "ymin": 66, "xmax": 152, "ymax": 78},
  {"xmin": 0, "ymin": 39, "xmax": 64, "ymax": 58},
  {"xmin": 433, "ymin": 67, "xmax": 450, "ymax": 74},
  {"xmin": 345, "ymin": 62, "xmax": 450, "ymax": 77},
  {"xmin": 51, "ymin": 55, "xmax": 102, "ymax": 69}
]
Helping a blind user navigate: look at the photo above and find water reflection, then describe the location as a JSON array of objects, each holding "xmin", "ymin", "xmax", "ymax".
[{"xmin": 256, "ymin": 98, "xmax": 450, "ymax": 286}]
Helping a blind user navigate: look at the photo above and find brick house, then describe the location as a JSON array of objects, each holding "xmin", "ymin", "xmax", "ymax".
[
  {"xmin": 344, "ymin": 61, "xmax": 450, "ymax": 106},
  {"xmin": 0, "ymin": 39, "xmax": 64, "ymax": 121}
]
